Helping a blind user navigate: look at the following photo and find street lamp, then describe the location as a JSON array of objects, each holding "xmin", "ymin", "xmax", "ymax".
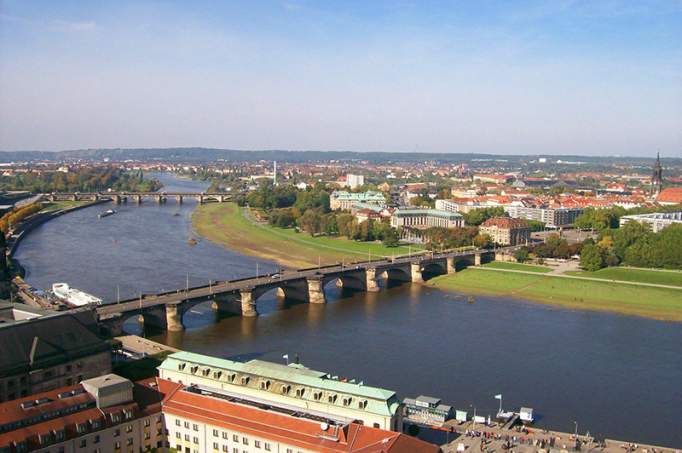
[{"xmin": 573, "ymin": 421, "xmax": 578, "ymax": 437}]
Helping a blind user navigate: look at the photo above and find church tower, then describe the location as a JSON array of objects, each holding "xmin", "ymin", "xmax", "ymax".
[{"xmin": 651, "ymin": 152, "xmax": 663, "ymax": 196}]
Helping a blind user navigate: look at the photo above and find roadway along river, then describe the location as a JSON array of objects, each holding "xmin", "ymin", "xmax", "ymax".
[{"xmin": 13, "ymin": 173, "xmax": 682, "ymax": 447}]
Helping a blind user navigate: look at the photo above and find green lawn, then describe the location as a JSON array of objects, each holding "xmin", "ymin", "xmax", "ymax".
[
  {"xmin": 193, "ymin": 202, "xmax": 423, "ymax": 268},
  {"xmin": 483, "ymin": 261, "xmax": 552, "ymax": 273},
  {"xmin": 565, "ymin": 267, "xmax": 682, "ymax": 287},
  {"xmin": 429, "ymin": 268, "xmax": 682, "ymax": 322}
]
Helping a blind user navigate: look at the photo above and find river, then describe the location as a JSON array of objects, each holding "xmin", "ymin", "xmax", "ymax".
[{"xmin": 13, "ymin": 173, "xmax": 682, "ymax": 447}]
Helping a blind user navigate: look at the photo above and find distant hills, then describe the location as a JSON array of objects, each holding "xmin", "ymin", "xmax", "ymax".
[{"xmin": 0, "ymin": 147, "xmax": 676, "ymax": 164}]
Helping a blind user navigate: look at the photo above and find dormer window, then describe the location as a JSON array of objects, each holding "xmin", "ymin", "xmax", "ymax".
[
  {"xmin": 295, "ymin": 387, "xmax": 306, "ymax": 398},
  {"xmin": 327, "ymin": 394, "xmax": 337, "ymax": 404},
  {"xmin": 342, "ymin": 397, "xmax": 352, "ymax": 406},
  {"xmin": 202, "ymin": 368, "xmax": 210, "ymax": 377},
  {"xmin": 190, "ymin": 366, "xmax": 199, "ymax": 374},
  {"xmin": 313, "ymin": 391, "xmax": 322, "ymax": 401},
  {"xmin": 213, "ymin": 371, "xmax": 222, "ymax": 379},
  {"xmin": 228, "ymin": 373, "xmax": 236, "ymax": 383},
  {"xmin": 280, "ymin": 384, "xmax": 291, "ymax": 395},
  {"xmin": 178, "ymin": 363, "xmax": 186, "ymax": 371},
  {"xmin": 259, "ymin": 380, "xmax": 271, "ymax": 390},
  {"xmin": 240, "ymin": 376, "xmax": 250, "ymax": 385},
  {"xmin": 358, "ymin": 400, "xmax": 368, "ymax": 409}
]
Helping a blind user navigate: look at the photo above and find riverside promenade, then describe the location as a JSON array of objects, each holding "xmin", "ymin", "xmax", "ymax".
[{"xmin": 439, "ymin": 420, "xmax": 680, "ymax": 453}]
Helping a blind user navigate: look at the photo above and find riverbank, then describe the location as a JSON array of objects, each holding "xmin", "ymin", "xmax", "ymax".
[
  {"xmin": 192, "ymin": 202, "xmax": 421, "ymax": 268},
  {"xmin": 428, "ymin": 267, "xmax": 682, "ymax": 322}
]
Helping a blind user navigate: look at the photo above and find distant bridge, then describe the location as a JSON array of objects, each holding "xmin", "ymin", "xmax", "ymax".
[
  {"xmin": 95, "ymin": 248, "xmax": 518, "ymax": 336},
  {"xmin": 44, "ymin": 191, "xmax": 233, "ymax": 204}
]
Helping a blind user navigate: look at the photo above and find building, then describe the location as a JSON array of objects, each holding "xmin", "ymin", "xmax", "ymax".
[
  {"xmin": 656, "ymin": 187, "xmax": 682, "ymax": 206},
  {"xmin": 330, "ymin": 191, "xmax": 386, "ymax": 211},
  {"xmin": 346, "ymin": 174, "xmax": 364, "ymax": 190},
  {"xmin": 619, "ymin": 212, "xmax": 682, "ymax": 233},
  {"xmin": 0, "ymin": 374, "xmax": 166, "ymax": 453},
  {"xmin": 390, "ymin": 209, "xmax": 464, "ymax": 230},
  {"xmin": 504, "ymin": 206, "xmax": 582, "ymax": 228},
  {"xmin": 160, "ymin": 378, "xmax": 440, "ymax": 453},
  {"xmin": 0, "ymin": 309, "xmax": 111, "ymax": 402},
  {"xmin": 158, "ymin": 351, "xmax": 402, "ymax": 431},
  {"xmin": 403, "ymin": 396, "xmax": 453, "ymax": 426},
  {"xmin": 479, "ymin": 217, "xmax": 530, "ymax": 246},
  {"xmin": 354, "ymin": 208, "xmax": 382, "ymax": 224}
]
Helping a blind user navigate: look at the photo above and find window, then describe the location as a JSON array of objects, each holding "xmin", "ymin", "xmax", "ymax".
[
  {"xmin": 213, "ymin": 442, "xmax": 219, "ymax": 449},
  {"xmin": 255, "ymin": 440, "xmax": 261, "ymax": 448},
  {"xmin": 222, "ymin": 432, "xmax": 228, "ymax": 440},
  {"xmin": 94, "ymin": 435, "xmax": 100, "ymax": 444},
  {"xmin": 176, "ymin": 433, "xmax": 181, "ymax": 439},
  {"xmin": 114, "ymin": 429, "xmax": 120, "ymax": 437},
  {"xmin": 213, "ymin": 429, "xmax": 219, "ymax": 437},
  {"xmin": 176, "ymin": 419, "xmax": 181, "ymax": 426},
  {"xmin": 373, "ymin": 423, "xmax": 380, "ymax": 428},
  {"xmin": 144, "ymin": 419, "xmax": 151, "ymax": 427},
  {"xmin": 193, "ymin": 424, "xmax": 199, "ymax": 431},
  {"xmin": 264, "ymin": 443, "xmax": 271, "ymax": 451},
  {"xmin": 193, "ymin": 437, "xmax": 199, "ymax": 444},
  {"xmin": 79, "ymin": 439, "xmax": 87, "ymax": 448},
  {"xmin": 286, "ymin": 449, "xmax": 293, "ymax": 453},
  {"xmin": 114, "ymin": 441, "xmax": 121, "ymax": 449},
  {"xmin": 125, "ymin": 425, "xmax": 133, "ymax": 433},
  {"xmin": 222, "ymin": 446, "xmax": 229, "ymax": 452},
  {"xmin": 144, "ymin": 432, "xmax": 150, "ymax": 440},
  {"xmin": 185, "ymin": 434, "xmax": 190, "ymax": 441},
  {"xmin": 233, "ymin": 435, "xmax": 239, "ymax": 442},
  {"xmin": 126, "ymin": 438, "xmax": 133, "ymax": 446},
  {"xmin": 184, "ymin": 421, "xmax": 190, "ymax": 429},
  {"xmin": 242, "ymin": 437, "xmax": 248, "ymax": 445}
]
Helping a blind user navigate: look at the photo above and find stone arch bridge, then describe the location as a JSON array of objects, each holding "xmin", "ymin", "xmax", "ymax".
[{"xmin": 96, "ymin": 249, "xmax": 507, "ymax": 336}]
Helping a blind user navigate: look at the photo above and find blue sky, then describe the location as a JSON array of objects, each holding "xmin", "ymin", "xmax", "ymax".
[{"xmin": 0, "ymin": 0, "xmax": 680, "ymax": 156}]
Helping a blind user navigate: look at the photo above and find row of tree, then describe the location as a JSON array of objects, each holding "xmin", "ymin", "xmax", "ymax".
[
  {"xmin": 0, "ymin": 168, "xmax": 161, "ymax": 193},
  {"xmin": 575, "ymin": 204, "xmax": 682, "ymax": 232},
  {"xmin": 0, "ymin": 203, "xmax": 43, "ymax": 233},
  {"xmin": 580, "ymin": 222, "xmax": 682, "ymax": 270}
]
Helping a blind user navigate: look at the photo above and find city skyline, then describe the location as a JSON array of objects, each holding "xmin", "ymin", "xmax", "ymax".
[{"xmin": 1, "ymin": 0, "xmax": 681, "ymax": 155}]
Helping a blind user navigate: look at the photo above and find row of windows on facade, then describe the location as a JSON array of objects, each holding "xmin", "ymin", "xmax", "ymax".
[
  {"xmin": 1, "ymin": 363, "xmax": 85, "ymax": 389},
  {"xmin": 176, "ymin": 364, "xmax": 369, "ymax": 409},
  {"xmin": 172, "ymin": 418, "xmax": 304, "ymax": 453}
]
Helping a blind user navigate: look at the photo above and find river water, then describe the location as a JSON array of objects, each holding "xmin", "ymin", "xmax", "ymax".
[{"xmin": 13, "ymin": 173, "xmax": 682, "ymax": 447}]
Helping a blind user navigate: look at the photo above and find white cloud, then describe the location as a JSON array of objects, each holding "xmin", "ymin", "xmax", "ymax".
[{"xmin": 50, "ymin": 19, "xmax": 98, "ymax": 32}]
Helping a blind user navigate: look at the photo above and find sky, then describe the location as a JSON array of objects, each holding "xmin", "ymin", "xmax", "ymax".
[{"xmin": 0, "ymin": 0, "xmax": 680, "ymax": 156}]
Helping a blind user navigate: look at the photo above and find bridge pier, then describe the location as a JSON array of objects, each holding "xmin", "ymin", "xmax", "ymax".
[
  {"xmin": 112, "ymin": 195, "xmax": 122, "ymax": 204},
  {"xmin": 166, "ymin": 304, "xmax": 184, "ymax": 331},
  {"xmin": 410, "ymin": 262, "xmax": 423, "ymax": 283},
  {"xmin": 156, "ymin": 195, "xmax": 163, "ymax": 204},
  {"xmin": 199, "ymin": 195, "xmax": 204, "ymax": 204},
  {"xmin": 307, "ymin": 277, "xmax": 326, "ymax": 304},
  {"xmin": 176, "ymin": 195, "xmax": 183, "ymax": 204},
  {"xmin": 446, "ymin": 256, "xmax": 456, "ymax": 274},
  {"xmin": 134, "ymin": 195, "xmax": 142, "ymax": 204},
  {"xmin": 240, "ymin": 289, "xmax": 257, "ymax": 317},
  {"xmin": 474, "ymin": 253, "xmax": 482, "ymax": 266},
  {"xmin": 365, "ymin": 268, "xmax": 381, "ymax": 292},
  {"xmin": 70, "ymin": 194, "xmax": 77, "ymax": 201}
]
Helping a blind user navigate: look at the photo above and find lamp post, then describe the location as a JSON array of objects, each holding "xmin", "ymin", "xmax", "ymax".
[{"xmin": 573, "ymin": 421, "xmax": 578, "ymax": 437}]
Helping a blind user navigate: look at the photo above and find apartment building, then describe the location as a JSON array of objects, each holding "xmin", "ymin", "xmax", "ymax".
[
  {"xmin": 0, "ymin": 374, "xmax": 166, "ymax": 453},
  {"xmin": 619, "ymin": 212, "xmax": 682, "ymax": 233},
  {"xmin": 479, "ymin": 217, "xmax": 530, "ymax": 246},
  {"xmin": 158, "ymin": 352, "xmax": 402, "ymax": 431},
  {"xmin": 504, "ymin": 206, "xmax": 582, "ymax": 228}
]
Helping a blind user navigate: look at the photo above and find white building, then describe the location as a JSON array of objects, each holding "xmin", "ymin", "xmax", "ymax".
[
  {"xmin": 346, "ymin": 174, "xmax": 365, "ymax": 189},
  {"xmin": 619, "ymin": 212, "xmax": 682, "ymax": 233}
]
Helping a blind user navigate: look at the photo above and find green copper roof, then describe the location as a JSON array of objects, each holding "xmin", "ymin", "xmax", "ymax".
[
  {"xmin": 394, "ymin": 209, "xmax": 463, "ymax": 219},
  {"xmin": 160, "ymin": 351, "xmax": 397, "ymax": 402}
]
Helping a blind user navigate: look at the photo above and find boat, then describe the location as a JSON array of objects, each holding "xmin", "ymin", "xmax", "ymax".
[
  {"xmin": 98, "ymin": 209, "xmax": 117, "ymax": 218},
  {"xmin": 52, "ymin": 283, "xmax": 103, "ymax": 307}
]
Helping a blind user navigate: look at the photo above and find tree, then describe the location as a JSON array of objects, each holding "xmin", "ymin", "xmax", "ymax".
[
  {"xmin": 580, "ymin": 244, "xmax": 604, "ymax": 272},
  {"xmin": 513, "ymin": 248, "xmax": 530, "ymax": 263},
  {"xmin": 382, "ymin": 227, "xmax": 400, "ymax": 247}
]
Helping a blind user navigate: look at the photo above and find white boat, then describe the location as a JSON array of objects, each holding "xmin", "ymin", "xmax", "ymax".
[
  {"xmin": 52, "ymin": 283, "xmax": 103, "ymax": 307},
  {"xmin": 98, "ymin": 209, "xmax": 116, "ymax": 218}
]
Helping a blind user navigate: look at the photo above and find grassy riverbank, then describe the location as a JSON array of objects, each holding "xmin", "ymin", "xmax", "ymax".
[
  {"xmin": 428, "ymin": 268, "xmax": 682, "ymax": 322},
  {"xmin": 482, "ymin": 261, "xmax": 552, "ymax": 273},
  {"xmin": 192, "ymin": 202, "xmax": 421, "ymax": 268},
  {"xmin": 565, "ymin": 267, "xmax": 682, "ymax": 287}
]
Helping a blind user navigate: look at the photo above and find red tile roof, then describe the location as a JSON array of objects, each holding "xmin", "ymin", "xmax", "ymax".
[
  {"xmin": 481, "ymin": 217, "xmax": 529, "ymax": 229},
  {"xmin": 657, "ymin": 187, "xmax": 682, "ymax": 204},
  {"xmin": 158, "ymin": 379, "xmax": 439, "ymax": 453}
]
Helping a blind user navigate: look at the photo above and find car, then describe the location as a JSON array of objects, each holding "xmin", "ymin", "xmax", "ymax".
[{"xmin": 270, "ymin": 274, "xmax": 280, "ymax": 279}]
